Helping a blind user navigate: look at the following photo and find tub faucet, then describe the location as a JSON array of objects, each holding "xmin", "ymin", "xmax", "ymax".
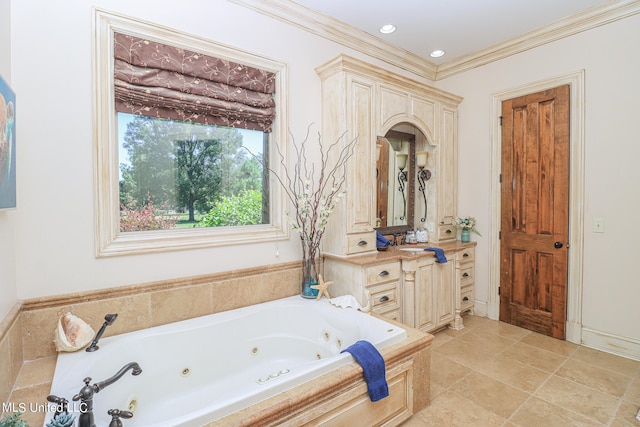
[
  {"xmin": 86, "ymin": 313, "xmax": 117, "ymax": 352},
  {"xmin": 72, "ymin": 362, "xmax": 142, "ymax": 427}
]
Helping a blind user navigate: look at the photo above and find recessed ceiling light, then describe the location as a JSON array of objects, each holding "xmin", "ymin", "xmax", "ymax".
[
  {"xmin": 430, "ymin": 50, "xmax": 445, "ymax": 58},
  {"xmin": 379, "ymin": 24, "xmax": 396, "ymax": 34}
]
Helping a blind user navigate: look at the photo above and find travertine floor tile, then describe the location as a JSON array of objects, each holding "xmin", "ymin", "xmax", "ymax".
[
  {"xmin": 571, "ymin": 346, "xmax": 640, "ymax": 377},
  {"xmin": 519, "ymin": 332, "xmax": 578, "ymax": 357},
  {"xmin": 449, "ymin": 371, "xmax": 530, "ymax": 419},
  {"xmin": 433, "ymin": 338, "xmax": 496, "ymax": 369},
  {"xmin": 475, "ymin": 354, "xmax": 551, "ymax": 393},
  {"xmin": 535, "ymin": 375, "xmax": 620, "ymax": 424},
  {"xmin": 500, "ymin": 341, "xmax": 568, "ymax": 373},
  {"xmin": 556, "ymin": 357, "xmax": 631, "ymax": 397},
  {"xmin": 406, "ymin": 391, "xmax": 505, "ymax": 427},
  {"xmin": 430, "ymin": 352, "xmax": 472, "ymax": 390},
  {"xmin": 625, "ymin": 376, "xmax": 640, "ymax": 405},
  {"xmin": 509, "ymin": 396, "xmax": 605, "ymax": 427},
  {"xmin": 611, "ymin": 401, "xmax": 640, "ymax": 427}
]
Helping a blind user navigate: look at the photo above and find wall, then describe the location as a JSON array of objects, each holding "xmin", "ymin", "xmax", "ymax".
[
  {"xmin": 0, "ymin": 0, "xmax": 16, "ymax": 321},
  {"xmin": 436, "ymin": 13, "xmax": 640, "ymax": 355},
  {"xmin": 9, "ymin": 0, "xmax": 433, "ymax": 300}
]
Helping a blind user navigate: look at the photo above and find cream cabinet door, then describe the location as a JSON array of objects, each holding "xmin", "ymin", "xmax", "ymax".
[
  {"xmin": 435, "ymin": 260, "xmax": 456, "ymax": 326},
  {"xmin": 414, "ymin": 259, "xmax": 436, "ymax": 331},
  {"xmin": 436, "ymin": 106, "xmax": 458, "ymax": 232}
]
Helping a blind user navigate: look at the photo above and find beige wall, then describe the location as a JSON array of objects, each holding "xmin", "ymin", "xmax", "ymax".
[
  {"xmin": 436, "ymin": 12, "xmax": 640, "ymax": 357},
  {"xmin": 9, "ymin": 0, "xmax": 429, "ymax": 300},
  {"xmin": 7, "ymin": 0, "xmax": 640, "ymax": 359},
  {"xmin": 0, "ymin": 0, "xmax": 16, "ymax": 321}
]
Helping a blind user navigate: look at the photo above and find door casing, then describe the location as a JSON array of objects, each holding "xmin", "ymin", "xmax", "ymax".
[{"xmin": 488, "ymin": 70, "xmax": 585, "ymax": 344}]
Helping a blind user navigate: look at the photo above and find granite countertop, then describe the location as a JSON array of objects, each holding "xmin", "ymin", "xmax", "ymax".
[{"xmin": 323, "ymin": 240, "xmax": 476, "ymax": 266}]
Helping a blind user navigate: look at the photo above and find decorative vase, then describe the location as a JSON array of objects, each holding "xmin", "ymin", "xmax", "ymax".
[
  {"xmin": 301, "ymin": 257, "xmax": 320, "ymax": 299},
  {"xmin": 460, "ymin": 229, "xmax": 470, "ymax": 243}
]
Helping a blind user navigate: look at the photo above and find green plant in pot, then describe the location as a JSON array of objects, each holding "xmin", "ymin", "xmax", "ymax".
[{"xmin": 453, "ymin": 216, "xmax": 481, "ymax": 242}]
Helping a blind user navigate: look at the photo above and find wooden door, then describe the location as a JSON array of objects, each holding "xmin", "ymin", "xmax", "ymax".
[{"xmin": 500, "ymin": 85, "xmax": 570, "ymax": 339}]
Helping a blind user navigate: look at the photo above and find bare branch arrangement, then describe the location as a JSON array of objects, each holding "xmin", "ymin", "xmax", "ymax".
[{"xmin": 248, "ymin": 123, "xmax": 358, "ymax": 295}]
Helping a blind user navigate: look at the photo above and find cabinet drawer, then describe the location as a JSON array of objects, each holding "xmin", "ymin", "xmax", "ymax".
[
  {"xmin": 346, "ymin": 232, "xmax": 376, "ymax": 254},
  {"xmin": 372, "ymin": 307, "xmax": 401, "ymax": 322},
  {"xmin": 437, "ymin": 224, "xmax": 456, "ymax": 241},
  {"xmin": 459, "ymin": 265, "xmax": 474, "ymax": 285},
  {"xmin": 457, "ymin": 246, "xmax": 475, "ymax": 262},
  {"xmin": 365, "ymin": 262, "xmax": 400, "ymax": 285},
  {"xmin": 367, "ymin": 282, "xmax": 400, "ymax": 312},
  {"xmin": 461, "ymin": 286, "xmax": 474, "ymax": 310}
]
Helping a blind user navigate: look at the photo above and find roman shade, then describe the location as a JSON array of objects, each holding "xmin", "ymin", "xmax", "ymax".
[{"xmin": 113, "ymin": 32, "xmax": 276, "ymax": 132}]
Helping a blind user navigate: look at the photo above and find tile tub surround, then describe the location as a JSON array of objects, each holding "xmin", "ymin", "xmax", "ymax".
[
  {"xmin": 1, "ymin": 261, "xmax": 301, "ymax": 425},
  {"xmin": 1, "ymin": 260, "xmax": 433, "ymax": 427},
  {"xmin": 0, "ymin": 302, "xmax": 23, "ymax": 409}
]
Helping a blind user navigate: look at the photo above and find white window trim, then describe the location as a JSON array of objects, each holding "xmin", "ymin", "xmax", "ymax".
[{"xmin": 93, "ymin": 8, "xmax": 289, "ymax": 257}]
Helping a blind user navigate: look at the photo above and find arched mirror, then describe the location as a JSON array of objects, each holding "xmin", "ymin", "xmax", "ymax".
[{"xmin": 375, "ymin": 127, "xmax": 416, "ymax": 236}]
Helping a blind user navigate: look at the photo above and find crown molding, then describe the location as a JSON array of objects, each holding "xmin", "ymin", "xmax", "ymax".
[
  {"xmin": 436, "ymin": 0, "xmax": 640, "ymax": 80},
  {"xmin": 229, "ymin": 0, "xmax": 438, "ymax": 81},
  {"xmin": 231, "ymin": 0, "xmax": 640, "ymax": 82}
]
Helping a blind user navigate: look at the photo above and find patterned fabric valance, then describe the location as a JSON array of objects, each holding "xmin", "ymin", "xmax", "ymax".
[{"xmin": 113, "ymin": 32, "xmax": 276, "ymax": 132}]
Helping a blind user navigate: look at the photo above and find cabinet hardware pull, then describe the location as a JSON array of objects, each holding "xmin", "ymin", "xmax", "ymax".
[
  {"xmin": 463, "ymin": 297, "xmax": 469, "ymax": 301},
  {"xmin": 446, "ymin": 229, "xmax": 452, "ymax": 234},
  {"xmin": 463, "ymin": 253, "xmax": 469, "ymax": 257},
  {"xmin": 463, "ymin": 273, "xmax": 469, "ymax": 277},
  {"xmin": 378, "ymin": 270, "xmax": 389, "ymax": 277},
  {"xmin": 357, "ymin": 240, "xmax": 368, "ymax": 246},
  {"xmin": 379, "ymin": 296, "xmax": 390, "ymax": 303}
]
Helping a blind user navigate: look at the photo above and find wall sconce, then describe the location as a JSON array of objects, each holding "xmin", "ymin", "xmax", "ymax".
[
  {"xmin": 416, "ymin": 151, "xmax": 431, "ymax": 222},
  {"xmin": 396, "ymin": 153, "xmax": 408, "ymax": 221}
]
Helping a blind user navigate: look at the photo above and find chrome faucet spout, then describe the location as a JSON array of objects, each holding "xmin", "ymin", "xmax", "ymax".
[{"xmin": 95, "ymin": 362, "xmax": 142, "ymax": 392}]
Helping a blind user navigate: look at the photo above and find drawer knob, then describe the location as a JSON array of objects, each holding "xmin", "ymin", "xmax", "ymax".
[
  {"xmin": 463, "ymin": 253, "xmax": 469, "ymax": 257},
  {"xmin": 463, "ymin": 272, "xmax": 470, "ymax": 278},
  {"xmin": 378, "ymin": 270, "xmax": 389, "ymax": 277},
  {"xmin": 463, "ymin": 296, "xmax": 469, "ymax": 301},
  {"xmin": 379, "ymin": 295, "xmax": 390, "ymax": 303},
  {"xmin": 357, "ymin": 240, "xmax": 368, "ymax": 246}
]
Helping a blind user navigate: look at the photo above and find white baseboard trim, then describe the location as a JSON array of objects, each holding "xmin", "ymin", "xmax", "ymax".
[
  {"xmin": 472, "ymin": 300, "xmax": 488, "ymax": 317},
  {"xmin": 487, "ymin": 301, "xmax": 500, "ymax": 321},
  {"xmin": 581, "ymin": 327, "xmax": 640, "ymax": 362},
  {"xmin": 566, "ymin": 321, "xmax": 582, "ymax": 345}
]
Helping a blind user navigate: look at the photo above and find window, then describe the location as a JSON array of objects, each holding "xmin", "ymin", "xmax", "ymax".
[{"xmin": 94, "ymin": 9, "xmax": 289, "ymax": 256}]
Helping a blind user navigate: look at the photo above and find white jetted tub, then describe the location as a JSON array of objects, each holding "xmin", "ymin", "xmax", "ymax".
[{"xmin": 46, "ymin": 296, "xmax": 407, "ymax": 427}]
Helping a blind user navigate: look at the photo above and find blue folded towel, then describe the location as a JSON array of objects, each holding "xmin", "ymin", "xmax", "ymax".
[
  {"xmin": 341, "ymin": 340, "xmax": 389, "ymax": 402},
  {"xmin": 424, "ymin": 247, "xmax": 447, "ymax": 263},
  {"xmin": 376, "ymin": 231, "xmax": 390, "ymax": 248}
]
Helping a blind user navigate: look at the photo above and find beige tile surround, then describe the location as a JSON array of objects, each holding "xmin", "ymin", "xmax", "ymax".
[{"xmin": 0, "ymin": 261, "xmax": 301, "ymax": 425}]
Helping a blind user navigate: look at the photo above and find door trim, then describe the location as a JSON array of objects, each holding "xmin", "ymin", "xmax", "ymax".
[{"xmin": 489, "ymin": 70, "xmax": 585, "ymax": 344}]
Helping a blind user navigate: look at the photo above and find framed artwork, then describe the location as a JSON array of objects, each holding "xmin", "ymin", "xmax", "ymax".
[{"xmin": 0, "ymin": 73, "xmax": 16, "ymax": 210}]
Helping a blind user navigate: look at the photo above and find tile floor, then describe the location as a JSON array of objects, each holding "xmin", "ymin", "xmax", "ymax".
[{"xmin": 402, "ymin": 315, "xmax": 640, "ymax": 427}]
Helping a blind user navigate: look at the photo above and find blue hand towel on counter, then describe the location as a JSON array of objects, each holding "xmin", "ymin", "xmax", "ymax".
[
  {"xmin": 376, "ymin": 231, "xmax": 390, "ymax": 248},
  {"xmin": 424, "ymin": 247, "xmax": 447, "ymax": 263},
  {"xmin": 341, "ymin": 340, "xmax": 389, "ymax": 402}
]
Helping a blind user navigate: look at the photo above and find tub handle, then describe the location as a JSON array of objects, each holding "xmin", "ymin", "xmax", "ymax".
[
  {"xmin": 378, "ymin": 270, "xmax": 389, "ymax": 277},
  {"xmin": 108, "ymin": 408, "xmax": 133, "ymax": 427}
]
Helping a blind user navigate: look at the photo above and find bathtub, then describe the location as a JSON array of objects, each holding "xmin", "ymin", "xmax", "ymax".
[{"xmin": 46, "ymin": 296, "xmax": 407, "ymax": 427}]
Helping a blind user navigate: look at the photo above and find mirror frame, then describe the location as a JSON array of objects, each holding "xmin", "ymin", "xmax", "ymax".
[{"xmin": 375, "ymin": 129, "xmax": 415, "ymax": 237}]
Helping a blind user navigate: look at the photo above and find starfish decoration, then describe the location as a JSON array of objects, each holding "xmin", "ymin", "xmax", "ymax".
[{"xmin": 310, "ymin": 275, "xmax": 333, "ymax": 300}]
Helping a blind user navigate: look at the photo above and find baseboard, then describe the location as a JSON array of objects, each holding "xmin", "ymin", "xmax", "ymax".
[
  {"xmin": 472, "ymin": 300, "xmax": 488, "ymax": 318},
  {"xmin": 487, "ymin": 300, "xmax": 499, "ymax": 321},
  {"xmin": 565, "ymin": 320, "xmax": 582, "ymax": 345},
  {"xmin": 581, "ymin": 327, "xmax": 640, "ymax": 362}
]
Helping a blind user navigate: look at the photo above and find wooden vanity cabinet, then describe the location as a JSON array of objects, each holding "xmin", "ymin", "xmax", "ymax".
[
  {"xmin": 404, "ymin": 256, "xmax": 456, "ymax": 333},
  {"xmin": 452, "ymin": 246, "xmax": 476, "ymax": 329},
  {"xmin": 316, "ymin": 55, "xmax": 463, "ymax": 258},
  {"xmin": 324, "ymin": 258, "xmax": 403, "ymax": 322}
]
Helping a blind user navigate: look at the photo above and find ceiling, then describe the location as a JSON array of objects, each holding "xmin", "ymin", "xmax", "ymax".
[{"xmin": 291, "ymin": 0, "xmax": 613, "ymax": 65}]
